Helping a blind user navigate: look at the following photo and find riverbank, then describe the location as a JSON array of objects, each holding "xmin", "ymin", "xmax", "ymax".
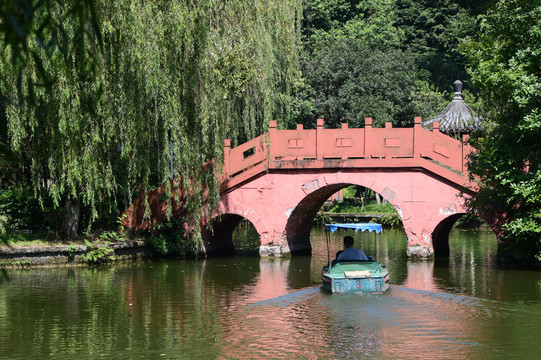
[
  {"xmin": 0, "ymin": 240, "xmax": 151, "ymax": 267},
  {"xmin": 316, "ymin": 211, "xmax": 401, "ymax": 227},
  {"xmin": 318, "ymin": 199, "xmax": 403, "ymax": 227}
]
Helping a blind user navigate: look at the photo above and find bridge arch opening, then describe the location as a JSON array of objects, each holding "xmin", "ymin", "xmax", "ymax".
[
  {"xmin": 431, "ymin": 213, "xmax": 498, "ymax": 258},
  {"xmin": 285, "ymin": 182, "xmax": 406, "ymax": 256},
  {"xmin": 285, "ymin": 183, "xmax": 345, "ymax": 255},
  {"xmin": 201, "ymin": 214, "xmax": 261, "ymax": 256}
]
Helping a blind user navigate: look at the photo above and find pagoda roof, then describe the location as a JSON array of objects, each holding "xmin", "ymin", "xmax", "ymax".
[{"xmin": 423, "ymin": 80, "xmax": 482, "ymax": 136}]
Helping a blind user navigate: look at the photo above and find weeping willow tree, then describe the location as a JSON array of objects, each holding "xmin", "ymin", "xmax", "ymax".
[{"xmin": 0, "ymin": 0, "xmax": 301, "ymax": 240}]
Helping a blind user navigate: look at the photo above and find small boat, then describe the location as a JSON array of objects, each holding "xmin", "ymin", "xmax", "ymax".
[{"xmin": 321, "ymin": 223, "xmax": 389, "ymax": 294}]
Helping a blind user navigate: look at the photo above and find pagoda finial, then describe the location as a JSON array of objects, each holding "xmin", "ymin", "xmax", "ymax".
[
  {"xmin": 453, "ymin": 80, "xmax": 463, "ymax": 100},
  {"xmin": 422, "ymin": 79, "xmax": 482, "ymax": 137}
]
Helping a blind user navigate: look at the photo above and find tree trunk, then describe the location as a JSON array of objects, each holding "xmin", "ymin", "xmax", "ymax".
[
  {"xmin": 375, "ymin": 193, "xmax": 381, "ymax": 205},
  {"xmin": 61, "ymin": 197, "xmax": 80, "ymax": 240}
]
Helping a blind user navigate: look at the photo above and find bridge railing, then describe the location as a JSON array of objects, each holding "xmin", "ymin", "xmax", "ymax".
[
  {"xmin": 413, "ymin": 117, "xmax": 472, "ymax": 173},
  {"xmin": 223, "ymin": 135, "xmax": 268, "ymax": 178},
  {"xmin": 223, "ymin": 117, "xmax": 471, "ymax": 188}
]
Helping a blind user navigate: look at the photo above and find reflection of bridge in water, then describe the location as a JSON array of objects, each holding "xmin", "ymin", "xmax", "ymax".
[{"xmin": 124, "ymin": 117, "xmax": 479, "ymax": 258}]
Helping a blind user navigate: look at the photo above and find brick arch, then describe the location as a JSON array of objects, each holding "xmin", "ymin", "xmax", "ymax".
[
  {"xmin": 426, "ymin": 213, "xmax": 464, "ymax": 257},
  {"xmin": 282, "ymin": 172, "xmax": 411, "ymax": 255}
]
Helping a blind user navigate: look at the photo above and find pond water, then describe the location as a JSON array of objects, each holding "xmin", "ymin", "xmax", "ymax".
[{"xmin": 1, "ymin": 227, "xmax": 540, "ymax": 359}]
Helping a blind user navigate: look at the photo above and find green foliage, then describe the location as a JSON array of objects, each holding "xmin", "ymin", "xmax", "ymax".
[
  {"xmin": 295, "ymin": 0, "xmax": 487, "ymax": 128},
  {"xmin": 462, "ymin": 0, "xmax": 541, "ymax": 263},
  {"xmin": 0, "ymin": 214, "xmax": 7, "ymax": 236},
  {"xmin": 0, "ymin": 187, "xmax": 62, "ymax": 233},
  {"xmin": 322, "ymin": 194, "xmax": 402, "ymax": 228},
  {"xmin": 394, "ymin": 0, "xmax": 480, "ymax": 89},
  {"xmin": 0, "ymin": 95, "xmax": 19, "ymax": 166},
  {"xmin": 0, "ymin": 0, "xmax": 102, "ymax": 111},
  {"xmin": 67, "ymin": 244, "xmax": 77, "ymax": 262},
  {"xmin": 410, "ymin": 81, "xmax": 449, "ymax": 121},
  {"xmin": 297, "ymin": 0, "xmax": 417, "ymax": 127},
  {"xmin": 0, "ymin": 231, "xmax": 55, "ymax": 247},
  {"xmin": 342, "ymin": 186, "xmax": 357, "ymax": 199},
  {"xmin": 501, "ymin": 216, "xmax": 541, "ymax": 262},
  {"xmin": 96, "ymin": 214, "xmax": 127, "ymax": 242},
  {"xmin": 148, "ymin": 234, "xmax": 169, "ymax": 257},
  {"xmin": 296, "ymin": 37, "xmax": 419, "ymax": 128},
  {"xmin": 11, "ymin": 259, "xmax": 32, "ymax": 267},
  {"xmin": 1, "ymin": 0, "xmax": 302, "ymax": 241},
  {"xmin": 455, "ymin": 213, "xmax": 483, "ymax": 228},
  {"xmin": 146, "ymin": 220, "xmax": 192, "ymax": 257},
  {"xmin": 304, "ymin": 0, "xmax": 405, "ymax": 49},
  {"xmin": 327, "ymin": 200, "xmax": 397, "ymax": 216},
  {"xmin": 373, "ymin": 213, "xmax": 402, "ymax": 228},
  {"xmin": 98, "ymin": 231, "xmax": 124, "ymax": 243},
  {"xmin": 80, "ymin": 240, "xmax": 115, "ymax": 264}
]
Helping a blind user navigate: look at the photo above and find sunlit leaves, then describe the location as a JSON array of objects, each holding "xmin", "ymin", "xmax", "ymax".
[
  {"xmin": 462, "ymin": 0, "xmax": 541, "ymax": 263},
  {"xmin": 1, "ymin": 0, "xmax": 302, "ymax": 240},
  {"xmin": 0, "ymin": 0, "xmax": 102, "ymax": 108}
]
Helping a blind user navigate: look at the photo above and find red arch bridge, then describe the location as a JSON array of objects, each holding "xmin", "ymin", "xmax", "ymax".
[{"xmin": 123, "ymin": 117, "xmax": 481, "ymax": 258}]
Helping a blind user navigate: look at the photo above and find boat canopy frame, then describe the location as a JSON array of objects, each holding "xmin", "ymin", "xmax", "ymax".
[
  {"xmin": 325, "ymin": 223, "xmax": 382, "ymax": 233},
  {"xmin": 324, "ymin": 223, "xmax": 383, "ymax": 266}
]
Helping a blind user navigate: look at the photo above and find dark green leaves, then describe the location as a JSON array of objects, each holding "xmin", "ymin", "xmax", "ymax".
[
  {"xmin": 1, "ymin": 0, "xmax": 302, "ymax": 241},
  {"xmin": 462, "ymin": 0, "xmax": 541, "ymax": 263},
  {"xmin": 299, "ymin": 37, "xmax": 418, "ymax": 128}
]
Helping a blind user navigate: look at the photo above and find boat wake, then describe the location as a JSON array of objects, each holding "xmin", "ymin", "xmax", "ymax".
[{"xmin": 245, "ymin": 286, "xmax": 321, "ymax": 309}]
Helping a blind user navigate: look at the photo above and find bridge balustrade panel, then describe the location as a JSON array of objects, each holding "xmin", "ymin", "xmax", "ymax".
[
  {"xmin": 316, "ymin": 128, "xmax": 365, "ymax": 159},
  {"xmin": 224, "ymin": 118, "xmax": 470, "ymax": 185},
  {"xmin": 270, "ymin": 128, "xmax": 317, "ymax": 160},
  {"xmin": 227, "ymin": 135, "xmax": 268, "ymax": 176},
  {"xmin": 365, "ymin": 126, "xmax": 414, "ymax": 158},
  {"xmin": 415, "ymin": 125, "xmax": 465, "ymax": 173}
]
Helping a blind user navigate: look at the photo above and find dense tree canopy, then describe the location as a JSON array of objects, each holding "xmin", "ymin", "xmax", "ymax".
[
  {"xmin": 394, "ymin": 0, "xmax": 477, "ymax": 88},
  {"xmin": 462, "ymin": 0, "xmax": 541, "ymax": 263},
  {"xmin": 299, "ymin": 37, "xmax": 419, "ymax": 128},
  {"xmin": 303, "ymin": 0, "xmax": 405, "ymax": 49},
  {"xmin": 292, "ymin": 0, "xmax": 486, "ymax": 128}
]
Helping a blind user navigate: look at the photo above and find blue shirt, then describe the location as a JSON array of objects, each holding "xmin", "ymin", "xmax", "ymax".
[{"xmin": 337, "ymin": 247, "xmax": 368, "ymax": 261}]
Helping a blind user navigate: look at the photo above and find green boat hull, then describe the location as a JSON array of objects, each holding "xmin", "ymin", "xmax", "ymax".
[{"xmin": 321, "ymin": 260, "xmax": 389, "ymax": 294}]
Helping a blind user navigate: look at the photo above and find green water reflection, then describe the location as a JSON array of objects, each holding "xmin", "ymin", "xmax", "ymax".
[{"xmin": 1, "ymin": 227, "xmax": 540, "ymax": 359}]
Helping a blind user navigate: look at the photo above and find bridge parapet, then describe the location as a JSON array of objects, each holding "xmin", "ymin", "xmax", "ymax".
[
  {"xmin": 223, "ymin": 135, "xmax": 268, "ymax": 178},
  {"xmin": 223, "ymin": 118, "xmax": 473, "ymax": 191}
]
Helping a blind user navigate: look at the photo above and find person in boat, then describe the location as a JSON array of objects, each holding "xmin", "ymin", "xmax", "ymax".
[{"xmin": 336, "ymin": 235, "xmax": 369, "ymax": 261}]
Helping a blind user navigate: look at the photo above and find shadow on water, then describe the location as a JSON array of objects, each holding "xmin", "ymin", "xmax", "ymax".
[
  {"xmin": 287, "ymin": 255, "xmax": 313, "ymax": 288},
  {"xmin": 245, "ymin": 286, "xmax": 321, "ymax": 309},
  {"xmin": 0, "ymin": 268, "xmax": 10, "ymax": 284},
  {"xmin": 200, "ymin": 256, "xmax": 260, "ymax": 288}
]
